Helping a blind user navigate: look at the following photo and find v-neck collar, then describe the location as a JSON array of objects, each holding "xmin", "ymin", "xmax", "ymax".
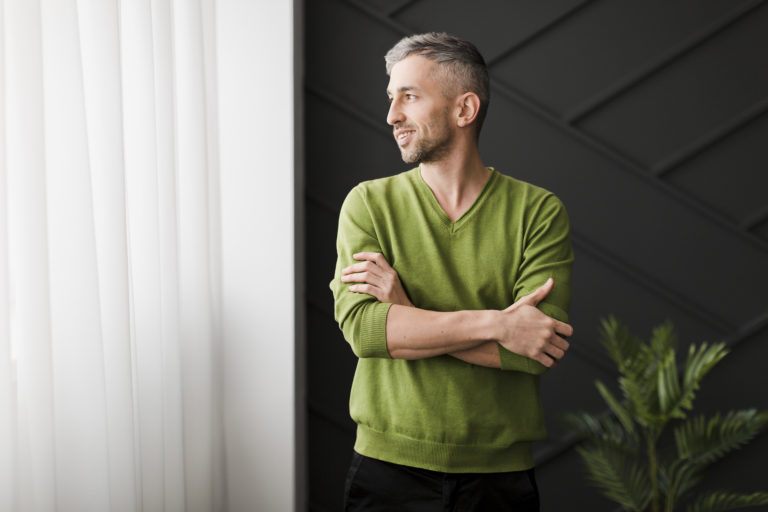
[{"xmin": 414, "ymin": 166, "xmax": 498, "ymax": 233}]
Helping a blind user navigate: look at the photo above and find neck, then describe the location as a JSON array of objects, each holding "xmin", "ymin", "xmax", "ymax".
[{"xmin": 419, "ymin": 141, "xmax": 490, "ymax": 222}]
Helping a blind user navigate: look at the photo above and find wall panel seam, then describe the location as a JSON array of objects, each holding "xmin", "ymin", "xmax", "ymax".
[
  {"xmin": 563, "ymin": 0, "xmax": 767, "ymax": 124},
  {"xmin": 341, "ymin": 0, "xmax": 768, "ymax": 255},
  {"xmin": 485, "ymin": 0, "xmax": 596, "ymax": 67},
  {"xmin": 653, "ymin": 99, "xmax": 768, "ymax": 178}
]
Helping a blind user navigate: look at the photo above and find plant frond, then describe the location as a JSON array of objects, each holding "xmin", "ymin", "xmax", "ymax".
[
  {"xmin": 675, "ymin": 410, "xmax": 768, "ymax": 466},
  {"xmin": 661, "ymin": 459, "xmax": 705, "ymax": 508},
  {"xmin": 619, "ymin": 374, "xmax": 659, "ymax": 427},
  {"xmin": 600, "ymin": 317, "xmax": 667, "ymax": 426},
  {"xmin": 563, "ymin": 411, "xmax": 639, "ymax": 452},
  {"xmin": 686, "ymin": 491, "xmax": 768, "ymax": 512},
  {"xmin": 599, "ymin": 316, "xmax": 648, "ymax": 378},
  {"xmin": 595, "ymin": 380, "xmax": 636, "ymax": 435},
  {"xmin": 655, "ymin": 341, "xmax": 729, "ymax": 421},
  {"xmin": 576, "ymin": 444, "xmax": 650, "ymax": 511},
  {"xmin": 657, "ymin": 347, "xmax": 683, "ymax": 418},
  {"xmin": 573, "ymin": 317, "xmax": 766, "ymax": 512},
  {"xmin": 649, "ymin": 320, "xmax": 677, "ymax": 359},
  {"xmin": 681, "ymin": 342, "xmax": 729, "ymax": 401}
]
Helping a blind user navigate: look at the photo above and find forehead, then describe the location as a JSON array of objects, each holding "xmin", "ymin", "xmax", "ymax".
[{"xmin": 387, "ymin": 54, "xmax": 441, "ymax": 93}]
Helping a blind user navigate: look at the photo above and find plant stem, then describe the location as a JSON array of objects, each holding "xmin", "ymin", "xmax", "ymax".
[{"xmin": 646, "ymin": 429, "xmax": 660, "ymax": 512}]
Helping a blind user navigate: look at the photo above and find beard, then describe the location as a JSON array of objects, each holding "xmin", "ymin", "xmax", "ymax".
[
  {"xmin": 396, "ymin": 109, "xmax": 453, "ymax": 164},
  {"xmin": 400, "ymin": 131, "xmax": 452, "ymax": 164}
]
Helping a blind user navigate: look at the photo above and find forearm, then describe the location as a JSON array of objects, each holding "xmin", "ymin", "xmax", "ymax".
[
  {"xmin": 386, "ymin": 304, "xmax": 499, "ymax": 359},
  {"xmin": 449, "ymin": 342, "xmax": 501, "ymax": 368}
]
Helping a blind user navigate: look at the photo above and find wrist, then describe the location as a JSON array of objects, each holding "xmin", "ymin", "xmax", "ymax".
[{"xmin": 476, "ymin": 309, "xmax": 501, "ymax": 342}]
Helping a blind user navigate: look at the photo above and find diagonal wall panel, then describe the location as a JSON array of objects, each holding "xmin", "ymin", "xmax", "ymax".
[
  {"xmin": 482, "ymin": 97, "xmax": 768, "ymax": 326},
  {"xmin": 490, "ymin": 0, "xmax": 757, "ymax": 115},
  {"xmin": 578, "ymin": 3, "xmax": 768, "ymax": 167},
  {"xmin": 305, "ymin": 1, "xmax": 768, "ymax": 509},
  {"xmin": 667, "ymin": 112, "xmax": 768, "ymax": 228},
  {"xmin": 390, "ymin": 0, "xmax": 585, "ymax": 63}
]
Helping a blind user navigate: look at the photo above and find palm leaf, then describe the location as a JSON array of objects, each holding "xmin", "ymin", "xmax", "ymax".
[
  {"xmin": 619, "ymin": 373, "xmax": 659, "ymax": 427},
  {"xmin": 576, "ymin": 444, "xmax": 650, "ymax": 511},
  {"xmin": 657, "ymin": 348, "xmax": 683, "ymax": 418},
  {"xmin": 563, "ymin": 411, "xmax": 639, "ymax": 453},
  {"xmin": 661, "ymin": 459, "xmax": 706, "ymax": 508},
  {"xmin": 569, "ymin": 318, "xmax": 768, "ymax": 512},
  {"xmin": 675, "ymin": 410, "xmax": 768, "ymax": 465},
  {"xmin": 681, "ymin": 342, "xmax": 729, "ymax": 402},
  {"xmin": 657, "ymin": 341, "xmax": 729, "ymax": 422},
  {"xmin": 595, "ymin": 380, "xmax": 636, "ymax": 435},
  {"xmin": 600, "ymin": 316, "xmax": 645, "ymax": 375},
  {"xmin": 649, "ymin": 321, "xmax": 677, "ymax": 358},
  {"xmin": 687, "ymin": 491, "xmax": 768, "ymax": 512}
]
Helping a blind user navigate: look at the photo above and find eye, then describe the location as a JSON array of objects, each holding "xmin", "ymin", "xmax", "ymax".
[{"xmin": 406, "ymin": 94, "xmax": 416, "ymax": 100}]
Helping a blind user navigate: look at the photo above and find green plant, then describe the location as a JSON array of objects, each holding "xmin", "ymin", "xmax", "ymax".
[{"xmin": 565, "ymin": 316, "xmax": 768, "ymax": 512}]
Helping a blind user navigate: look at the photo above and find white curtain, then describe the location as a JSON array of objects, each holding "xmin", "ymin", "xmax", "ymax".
[{"xmin": 0, "ymin": 0, "xmax": 227, "ymax": 510}]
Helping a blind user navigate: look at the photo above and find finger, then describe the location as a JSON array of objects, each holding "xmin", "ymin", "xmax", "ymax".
[
  {"xmin": 533, "ymin": 352, "xmax": 555, "ymax": 368},
  {"xmin": 503, "ymin": 278, "xmax": 554, "ymax": 312},
  {"xmin": 516, "ymin": 278, "xmax": 554, "ymax": 307},
  {"xmin": 549, "ymin": 334, "xmax": 570, "ymax": 353},
  {"xmin": 553, "ymin": 320, "xmax": 574, "ymax": 338},
  {"xmin": 544, "ymin": 343, "xmax": 566, "ymax": 361},
  {"xmin": 353, "ymin": 252, "xmax": 383, "ymax": 263},
  {"xmin": 371, "ymin": 253, "xmax": 393, "ymax": 270},
  {"xmin": 342, "ymin": 261, "xmax": 379, "ymax": 275},
  {"xmin": 354, "ymin": 252, "xmax": 395, "ymax": 271},
  {"xmin": 341, "ymin": 271, "xmax": 383, "ymax": 288},
  {"xmin": 348, "ymin": 283, "xmax": 382, "ymax": 301}
]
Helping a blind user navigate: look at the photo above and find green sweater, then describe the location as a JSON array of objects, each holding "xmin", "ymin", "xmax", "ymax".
[{"xmin": 330, "ymin": 167, "xmax": 573, "ymax": 473}]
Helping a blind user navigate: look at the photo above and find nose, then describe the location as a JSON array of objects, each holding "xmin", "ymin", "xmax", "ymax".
[{"xmin": 387, "ymin": 99, "xmax": 404, "ymax": 126}]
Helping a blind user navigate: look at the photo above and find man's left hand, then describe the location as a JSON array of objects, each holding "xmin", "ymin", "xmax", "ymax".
[{"xmin": 341, "ymin": 252, "xmax": 414, "ymax": 307}]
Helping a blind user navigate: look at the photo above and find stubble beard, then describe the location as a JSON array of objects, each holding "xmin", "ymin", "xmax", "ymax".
[
  {"xmin": 399, "ymin": 123, "xmax": 454, "ymax": 164},
  {"xmin": 397, "ymin": 109, "xmax": 453, "ymax": 164},
  {"xmin": 400, "ymin": 133, "xmax": 452, "ymax": 164}
]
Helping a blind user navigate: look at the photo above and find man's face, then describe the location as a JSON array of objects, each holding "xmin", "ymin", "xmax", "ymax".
[{"xmin": 386, "ymin": 55, "xmax": 455, "ymax": 164}]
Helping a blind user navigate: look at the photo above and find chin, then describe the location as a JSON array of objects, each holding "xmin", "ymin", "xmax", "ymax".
[{"xmin": 399, "ymin": 150, "xmax": 420, "ymax": 164}]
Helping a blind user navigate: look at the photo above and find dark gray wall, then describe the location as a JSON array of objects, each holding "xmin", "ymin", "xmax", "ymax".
[{"xmin": 303, "ymin": 1, "xmax": 768, "ymax": 510}]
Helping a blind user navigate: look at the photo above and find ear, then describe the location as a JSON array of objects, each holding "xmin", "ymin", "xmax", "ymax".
[{"xmin": 455, "ymin": 92, "xmax": 481, "ymax": 128}]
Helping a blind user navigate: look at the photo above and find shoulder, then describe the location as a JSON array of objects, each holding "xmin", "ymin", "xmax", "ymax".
[
  {"xmin": 352, "ymin": 168, "xmax": 418, "ymax": 197},
  {"xmin": 493, "ymin": 171, "xmax": 567, "ymax": 214},
  {"xmin": 342, "ymin": 168, "xmax": 419, "ymax": 210}
]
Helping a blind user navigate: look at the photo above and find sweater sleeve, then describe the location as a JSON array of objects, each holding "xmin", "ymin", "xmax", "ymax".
[
  {"xmin": 499, "ymin": 193, "xmax": 574, "ymax": 373},
  {"xmin": 329, "ymin": 186, "xmax": 393, "ymax": 359}
]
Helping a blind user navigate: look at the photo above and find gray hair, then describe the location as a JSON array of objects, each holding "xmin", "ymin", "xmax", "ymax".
[{"xmin": 384, "ymin": 32, "xmax": 490, "ymax": 136}]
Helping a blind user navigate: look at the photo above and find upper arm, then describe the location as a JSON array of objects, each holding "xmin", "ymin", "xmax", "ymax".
[
  {"xmin": 515, "ymin": 193, "xmax": 573, "ymax": 322},
  {"xmin": 329, "ymin": 187, "xmax": 393, "ymax": 358},
  {"xmin": 499, "ymin": 193, "xmax": 574, "ymax": 373}
]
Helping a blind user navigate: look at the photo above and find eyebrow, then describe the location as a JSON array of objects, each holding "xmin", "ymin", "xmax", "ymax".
[{"xmin": 386, "ymin": 85, "xmax": 420, "ymax": 97}]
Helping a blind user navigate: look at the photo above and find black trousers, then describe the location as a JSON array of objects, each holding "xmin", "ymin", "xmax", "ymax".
[{"xmin": 343, "ymin": 452, "xmax": 540, "ymax": 512}]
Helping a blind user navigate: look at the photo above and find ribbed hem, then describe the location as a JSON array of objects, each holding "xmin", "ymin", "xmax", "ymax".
[
  {"xmin": 357, "ymin": 301, "xmax": 393, "ymax": 358},
  {"xmin": 354, "ymin": 424, "xmax": 535, "ymax": 473},
  {"xmin": 498, "ymin": 345, "xmax": 546, "ymax": 375}
]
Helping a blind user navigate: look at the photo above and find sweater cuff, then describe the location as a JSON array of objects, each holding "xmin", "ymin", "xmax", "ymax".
[
  {"xmin": 357, "ymin": 302, "xmax": 394, "ymax": 358},
  {"xmin": 498, "ymin": 344, "xmax": 547, "ymax": 375}
]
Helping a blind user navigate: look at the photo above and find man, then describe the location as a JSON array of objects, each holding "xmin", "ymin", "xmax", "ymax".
[{"xmin": 330, "ymin": 32, "xmax": 574, "ymax": 511}]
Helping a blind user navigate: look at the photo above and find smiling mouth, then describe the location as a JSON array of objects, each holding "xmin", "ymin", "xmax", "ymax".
[{"xmin": 395, "ymin": 130, "xmax": 415, "ymax": 146}]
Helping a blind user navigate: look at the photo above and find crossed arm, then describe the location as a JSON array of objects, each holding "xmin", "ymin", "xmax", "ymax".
[{"xmin": 341, "ymin": 252, "xmax": 573, "ymax": 369}]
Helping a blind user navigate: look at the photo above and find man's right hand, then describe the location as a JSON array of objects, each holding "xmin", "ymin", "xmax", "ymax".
[{"xmin": 496, "ymin": 278, "xmax": 573, "ymax": 367}]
